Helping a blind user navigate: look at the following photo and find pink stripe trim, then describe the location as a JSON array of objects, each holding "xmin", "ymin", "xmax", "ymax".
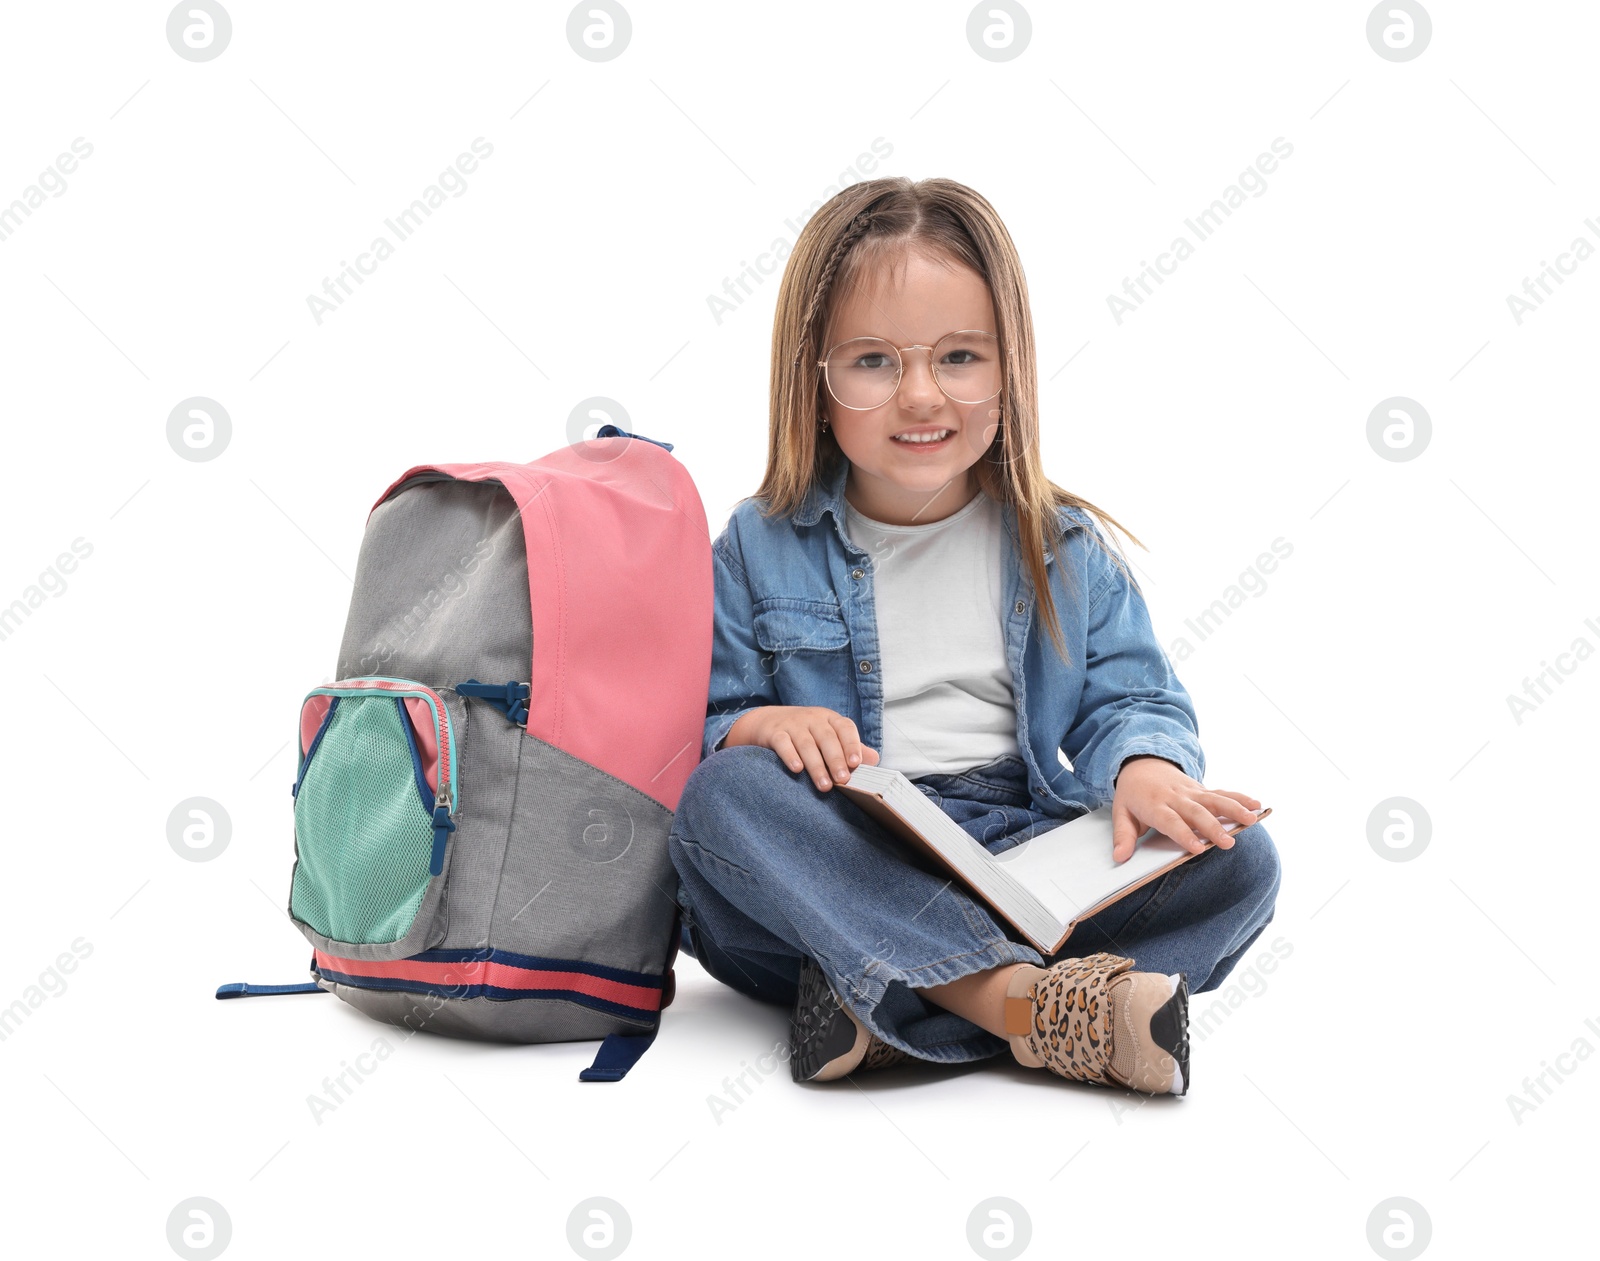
[
  {"xmin": 324, "ymin": 678, "xmax": 433, "ymax": 698},
  {"xmin": 313, "ymin": 950, "xmax": 663, "ymax": 1012}
]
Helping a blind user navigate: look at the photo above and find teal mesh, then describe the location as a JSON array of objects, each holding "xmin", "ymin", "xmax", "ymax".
[{"xmin": 291, "ymin": 696, "xmax": 436, "ymax": 945}]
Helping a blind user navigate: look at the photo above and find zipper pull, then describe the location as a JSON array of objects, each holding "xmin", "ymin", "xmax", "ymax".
[{"xmin": 428, "ymin": 780, "xmax": 456, "ymax": 877}]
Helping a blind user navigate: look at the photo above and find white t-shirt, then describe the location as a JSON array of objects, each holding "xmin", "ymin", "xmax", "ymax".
[{"xmin": 842, "ymin": 489, "xmax": 1021, "ymax": 780}]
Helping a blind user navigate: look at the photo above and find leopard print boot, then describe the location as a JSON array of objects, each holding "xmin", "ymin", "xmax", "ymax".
[{"xmin": 1003, "ymin": 952, "xmax": 1190, "ymax": 1095}]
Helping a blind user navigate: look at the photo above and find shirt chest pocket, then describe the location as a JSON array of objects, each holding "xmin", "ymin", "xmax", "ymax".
[
  {"xmin": 753, "ymin": 597, "xmax": 851, "ymax": 653},
  {"xmin": 751, "ymin": 597, "xmax": 858, "ymax": 711}
]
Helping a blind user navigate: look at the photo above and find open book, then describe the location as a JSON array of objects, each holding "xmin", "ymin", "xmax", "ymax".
[{"xmin": 834, "ymin": 764, "xmax": 1270, "ymax": 955}]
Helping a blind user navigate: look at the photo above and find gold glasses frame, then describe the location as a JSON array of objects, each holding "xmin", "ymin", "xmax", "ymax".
[{"xmin": 817, "ymin": 329, "xmax": 1004, "ymax": 411}]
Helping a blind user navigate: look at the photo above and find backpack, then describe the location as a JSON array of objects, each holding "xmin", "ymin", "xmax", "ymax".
[{"xmin": 216, "ymin": 428, "xmax": 712, "ymax": 1081}]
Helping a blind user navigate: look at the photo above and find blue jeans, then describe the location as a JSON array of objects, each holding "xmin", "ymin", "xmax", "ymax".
[{"xmin": 667, "ymin": 746, "xmax": 1282, "ymax": 1065}]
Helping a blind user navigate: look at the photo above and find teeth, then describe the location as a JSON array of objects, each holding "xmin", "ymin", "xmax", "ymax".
[{"xmin": 892, "ymin": 430, "xmax": 951, "ymax": 444}]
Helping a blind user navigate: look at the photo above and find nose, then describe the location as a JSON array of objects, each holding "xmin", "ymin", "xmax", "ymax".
[{"xmin": 895, "ymin": 346, "xmax": 944, "ymax": 408}]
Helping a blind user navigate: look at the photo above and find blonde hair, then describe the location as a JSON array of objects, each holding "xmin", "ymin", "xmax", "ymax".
[{"xmin": 753, "ymin": 175, "xmax": 1142, "ymax": 662}]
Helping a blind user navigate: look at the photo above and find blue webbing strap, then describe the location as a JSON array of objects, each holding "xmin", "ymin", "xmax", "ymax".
[
  {"xmin": 456, "ymin": 679, "xmax": 531, "ymax": 726},
  {"xmin": 215, "ymin": 981, "xmax": 325, "ymax": 999},
  {"xmin": 578, "ymin": 1027, "xmax": 660, "ymax": 1082}
]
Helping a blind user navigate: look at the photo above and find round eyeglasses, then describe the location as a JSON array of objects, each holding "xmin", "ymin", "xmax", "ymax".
[{"xmin": 818, "ymin": 330, "xmax": 1002, "ymax": 411}]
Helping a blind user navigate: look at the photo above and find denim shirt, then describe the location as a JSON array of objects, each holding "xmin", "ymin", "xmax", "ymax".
[{"xmin": 703, "ymin": 457, "xmax": 1206, "ymax": 819}]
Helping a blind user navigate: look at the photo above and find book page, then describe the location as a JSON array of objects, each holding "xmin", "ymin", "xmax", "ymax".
[
  {"xmin": 993, "ymin": 811, "xmax": 1194, "ymax": 927},
  {"xmin": 838, "ymin": 766, "xmax": 1264, "ymax": 952}
]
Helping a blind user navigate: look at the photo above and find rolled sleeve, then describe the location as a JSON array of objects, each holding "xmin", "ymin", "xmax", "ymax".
[
  {"xmin": 702, "ymin": 530, "xmax": 777, "ymax": 758},
  {"xmin": 1060, "ymin": 532, "xmax": 1206, "ymax": 802}
]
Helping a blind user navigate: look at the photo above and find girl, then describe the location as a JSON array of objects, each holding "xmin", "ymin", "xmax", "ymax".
[{"xmin": 667, "ymin": 177, "xmax": 1280, "ymax": 1096}]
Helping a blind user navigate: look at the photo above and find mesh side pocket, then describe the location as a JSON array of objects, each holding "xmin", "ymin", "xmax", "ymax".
[{"xmin": 291, "ymin": 696, "xmax": 436, "ymax": 945}]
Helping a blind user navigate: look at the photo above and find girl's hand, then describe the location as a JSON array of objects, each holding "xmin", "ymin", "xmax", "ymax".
[
  {"xmin": 724, "ymin": 706, "xmax": 879, "ymax": 791},
  {"xmin": 1111, "ymin": 755, "xmax": 1262, "ymax": 864}
]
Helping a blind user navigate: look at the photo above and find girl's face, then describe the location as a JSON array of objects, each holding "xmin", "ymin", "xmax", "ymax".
[{"xmin": 822, "ymin": 246, "xmax": 1002, "ymax": 526}]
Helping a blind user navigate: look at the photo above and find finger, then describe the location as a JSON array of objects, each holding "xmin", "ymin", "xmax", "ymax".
[
  {"xmin": 858, "ymin": 743, "xmax": 880, "ymax": 765},
  {"xmin": 1156, "ymin": 805, "xmax": 1208, "ymax": 855},
  {"xmin": 790, "ymin": 730, "xmax": 834, "ymax": 791},
  {"xmin": 828, "ymin": 714, "xmax": 866, "ymax": 768},
  {"xmin": 1111, "ymin": 801, "xmax": 1140, "ymax": 864},
  {"xmin": 1209, "ymin": 787, "xmax": 1262, "ymax": 811},
  {"xmin": 1198, "ymin": 791, "xmax": 1260, "ymax": 831},
  {"xmin": 770, "ymin": 730, "xmax": 805, "ymax": 775},
  {"xmin": 813, "ymin": 723, "xmax": 852, "ymax": 785},
  {"xmin": 1175, "ymin": 797, "xmax": 1234, "ymax": 849}
]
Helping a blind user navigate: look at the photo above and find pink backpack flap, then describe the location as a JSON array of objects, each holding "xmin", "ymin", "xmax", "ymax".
[{"xmin": 372, "ymin": 437, "xmax": 713, "ymax": 811}]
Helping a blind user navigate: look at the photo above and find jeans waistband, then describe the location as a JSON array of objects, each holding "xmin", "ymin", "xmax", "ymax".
[{"xmin": 913, "ymin": 754, "xmax": 1032, "ymax": 808}]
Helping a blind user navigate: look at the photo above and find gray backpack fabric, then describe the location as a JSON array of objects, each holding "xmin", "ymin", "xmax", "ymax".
[{"xmin": 217, "ymin": 433, "xmax": 713, "ymax": 1081}]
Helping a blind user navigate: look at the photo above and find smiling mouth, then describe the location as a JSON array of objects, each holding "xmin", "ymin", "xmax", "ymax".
[{"xmin": 891, "ymin": 429, "xmax": 954, "ymax": 445}]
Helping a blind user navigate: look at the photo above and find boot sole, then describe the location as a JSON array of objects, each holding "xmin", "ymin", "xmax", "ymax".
[
  {"xmin": 1147, "ymin": 973, "xmax": 1190, "ymax": 1095},
  {"xmin": 790, "ymin": 957, "xmax": 864, "ymax": 1082}
]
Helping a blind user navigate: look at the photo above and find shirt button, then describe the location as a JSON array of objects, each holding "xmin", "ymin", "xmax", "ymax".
[
  {"xmin": 851, "ymin": 568, "xmax": 864, "ymax": 580},
  {"xmin": 1014, "ymin": 600, "xmax": 1027, "ymax": 615},
  {"xmin": 859, "ymin": 660, "xmax": 873, "ymax": 673}
]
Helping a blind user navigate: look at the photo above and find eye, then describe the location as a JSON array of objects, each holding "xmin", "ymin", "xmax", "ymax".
[{"xmin": 853, "ymin": 352, "xmax": 896, "ymax": 371}]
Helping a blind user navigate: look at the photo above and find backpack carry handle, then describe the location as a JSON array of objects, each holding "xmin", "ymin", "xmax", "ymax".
[{"xmin": 586, "ymin": 423, "xmax": 673, "ymax": 452}]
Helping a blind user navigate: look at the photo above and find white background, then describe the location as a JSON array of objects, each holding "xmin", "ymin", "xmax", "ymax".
[{"xmin": 1, "ymin": 2, "xmax": 1595, "ymax": 1258}]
